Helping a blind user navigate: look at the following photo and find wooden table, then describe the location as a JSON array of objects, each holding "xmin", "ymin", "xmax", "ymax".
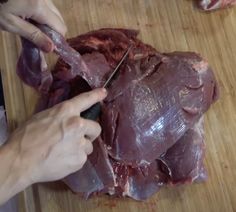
[{"xmin": 0, "ymin": 0, "xmax": 236, "ymax": 211}]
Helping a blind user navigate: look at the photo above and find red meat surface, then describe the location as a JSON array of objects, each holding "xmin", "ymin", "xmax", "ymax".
[
  {"xmin": 198, "ymin": 0, "xmax": 236, "ymax": 10},
  {"xmin": 17, "ymin": 27, "xmax": 218, "ymax": 200}
]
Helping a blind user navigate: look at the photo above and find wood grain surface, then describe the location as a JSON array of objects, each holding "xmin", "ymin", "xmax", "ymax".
[{"xmin": 0, "ymin": 0, "xmax": 236, "ymax": 211}]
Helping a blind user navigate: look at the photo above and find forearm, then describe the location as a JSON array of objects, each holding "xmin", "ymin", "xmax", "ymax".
[
  {"xmin": 0, "ymin": 141, "xmax": 30, "ymax": 205},
  {"xmin": 0, "ymin": 88, "xmax": 106, "ymax": 205}
]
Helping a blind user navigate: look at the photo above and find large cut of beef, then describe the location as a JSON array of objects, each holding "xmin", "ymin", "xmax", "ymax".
[
  {"xmin": 198, "ymin": 0, "xmax": 236, "ymax": 10},
  {"xmin": 17, "ymin": 27, "xmax": 218, "ymax": 200}
]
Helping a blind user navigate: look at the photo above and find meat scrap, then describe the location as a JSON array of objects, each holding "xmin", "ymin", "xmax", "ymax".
[
  {"xmin": 198, "ymin": 0, "xmax": 236, "ymax": 10},
  {"xmin": 17, "ymin": 28, "xmax": 219, "ymax": 200}
]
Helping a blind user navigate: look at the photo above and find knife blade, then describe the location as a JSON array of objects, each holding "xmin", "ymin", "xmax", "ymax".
[{"xmin": 81, "ymin": 46, "xmax": 132, "ymax": 120}]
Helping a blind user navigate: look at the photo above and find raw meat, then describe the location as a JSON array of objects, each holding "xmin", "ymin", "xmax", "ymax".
[
  {"xmin": 17, "ymin": 27, "xmax": 218, "ymax": 200},
  {"xmin": 17, "ymin": 25, "xmax": 106, "ymax": 92},
  {"xmin": 17, "ymin": 38, "xmax": 52, "ymax": 94},
  {"xmin": 198, "ymin": 0, "xmax": 236, "ymax": 10},
  {"xmin": 102, "ymin": 51, "xmax": 217, "ymax": 166},
  {"xmin": 160, "ymin": 117, "xmax": 207, "ymax": 184}
]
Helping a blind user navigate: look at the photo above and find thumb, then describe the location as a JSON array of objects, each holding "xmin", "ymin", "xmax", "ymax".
[
  {"xmin": 32, "ymin": 3, "xmax": 67, "ymax": 36},
  {"xmin": 0, "ymin": 13, "xmax": 54, "ymax": 52}
]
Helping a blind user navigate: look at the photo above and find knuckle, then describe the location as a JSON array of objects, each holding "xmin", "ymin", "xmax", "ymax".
[
  {"xmin": 57, "ymin": 101, "xmax": 72, "ymax": 114},
  {"xmin": 0, "ymin": 14, "xmax": 14, "ymax": 32},
  {"xmin": 29, "ymin": 30, "xmax": 42, "ymax": 42},
  {"xmin": 84, "ymin": 90, "xmax": 98, "ymax": 101},
  {"xmin": 4, "ymin": 15, "xmax": 14, "ymax": 25},
  {"xmin": 66, "ymin": 116, "xmax": 81, "ymax": 129},
  {"xmin": 77, "ymin": 118, "xmax": 85, "ymax": 129}
]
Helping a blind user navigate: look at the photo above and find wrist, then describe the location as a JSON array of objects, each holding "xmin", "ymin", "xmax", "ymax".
[{"xmin": 0, "ymin": 140, "xmax": 32, "ymax": 204}]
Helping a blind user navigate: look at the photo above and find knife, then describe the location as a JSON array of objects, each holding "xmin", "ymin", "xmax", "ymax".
[{"xmin": 81, "ymin": 46, "xmax": 132, "ymax": 120}]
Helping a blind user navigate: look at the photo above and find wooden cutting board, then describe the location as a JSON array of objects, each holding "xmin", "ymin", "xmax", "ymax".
[{"xmin": 0, "ymin": 0, "xmax": 236, "ymax": 211}]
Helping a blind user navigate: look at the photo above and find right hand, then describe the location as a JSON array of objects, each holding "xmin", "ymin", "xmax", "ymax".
[{"xmin": 6, "ymin": 88, "xmax": 107, "ymax": 184}]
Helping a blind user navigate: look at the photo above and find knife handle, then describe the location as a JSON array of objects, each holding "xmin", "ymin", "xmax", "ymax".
[{"xmin": 81, "ymin": 103, "xmax": 101, "ymax": 121}]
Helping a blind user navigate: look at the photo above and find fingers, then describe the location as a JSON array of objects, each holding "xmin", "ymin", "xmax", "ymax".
[
  {"xmin": 68, "ymin": 151, "xmax": 87, "ymax": 171},
  {"xmin": 32, "ymin": 5, "xmax": 67, "ymax": 36},
  {"xmin": 38, "ymin": 88, "xmax": 107, "ymax": 130},
  {"xmin": 0, "ymin": 13, "xmax": 53, "ymax": 52},
  {"xmin": 83, "ymin": 119, "xmax": 102, "ymax": 142},
  {"xmin": 70, "ymin": 88, "xmax": 107, "ymax": 114},
  {"xmin": 79, "ymin": 138, "xmax": 93, "ymax": 155},
  {"xmin": 63, "ymin": 116, "xmax": 102, "ymax": 142},
  {"xmin": 56, "ymin": 88, "xmax": 107, "ymax": 117},
  {"xmin": 66, "ymin": 139, "xmax": 92, "ymax": 173},
  {"xmin": 60, "ymin": 138, "xmax": 92, "ymax": 173},
  {"xmin": 46, "ymin": 0, "xmax": 66, "ymax": 26},
  {"xmin": 0, "ymin": 0, "xmax": 66, "ymax": 51}
]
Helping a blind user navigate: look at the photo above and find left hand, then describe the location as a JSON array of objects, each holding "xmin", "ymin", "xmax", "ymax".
[{"xmin": 0, "ymin": 0, "xmax": 67, "ymax": 52}]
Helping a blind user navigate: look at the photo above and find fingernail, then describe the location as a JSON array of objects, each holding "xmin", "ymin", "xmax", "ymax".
[
  {"xmin": 41, "ymin": 40, "xmax": 54, "ymax": 53},
  {"xmin": 102, "ymin": 88, "xmax": 107, "ymax": 95}
]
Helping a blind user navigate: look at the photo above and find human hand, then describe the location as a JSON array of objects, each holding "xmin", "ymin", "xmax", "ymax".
[
  {"xmin": 0, "ymin": 0, "xmax": 67, "ymax": 52},
  {"xmin": 7, "ymin": 88, "xmax": 107, "ymax": 184}
]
